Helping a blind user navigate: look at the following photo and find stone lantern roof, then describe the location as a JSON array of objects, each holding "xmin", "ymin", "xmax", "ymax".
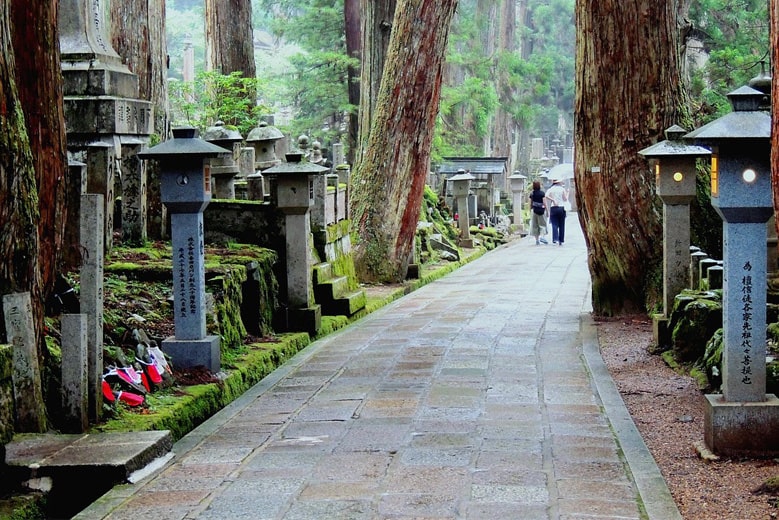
[
  {"xmin": 684, "ymin": 86, "xmax": 770, "ymax": 142},
  {"xmin": 203, "ymin": 121, "xmax": 243, "ymax": 144},
  {"xmin": 246, "ymin": 121, "xmax": 284, "ymax": 143},
  {"xmin": 638, "ymin": 125, "xmax": 711, "ymax": 158}
]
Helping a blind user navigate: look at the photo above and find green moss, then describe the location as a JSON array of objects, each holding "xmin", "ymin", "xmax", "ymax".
[
  {"xmin": 688, "ymin": 366, "xmax": 710, "ymax": 390},
  {"xmin": 0, "ymin": 345, "xmax": 11, "ymax": 381},
  {"xmin": 0, "ymin": 494, "xmax": 46, "ymax": 520},
  {"xmin": 207, "ymin": 267, "xmax": 248, "ymax": 351},
  {"xmin": 670, "ymin": 296, "xmax": 722, "ymax": 363},
  {"xmin": 701, "ymin": 328, "xmax": 723, "ymax": 391},
  {"xmin": 316, "ymin": 315, "xmax": 351, "ymax": 338}
]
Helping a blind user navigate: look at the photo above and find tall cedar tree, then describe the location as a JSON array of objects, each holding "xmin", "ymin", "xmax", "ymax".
[
  {"xmin": 492, "ymin": 0, "xmax": 516, "ymax": 166},
  {"xmin": 575, "ymin": 0, "xmax": 686, "ymax": 315},
  {"xmin": 356, "ymin": 0, "xmax": 397, "ymax": 159},
  {"xmin": 205, "ymin": 0, "xmax": 256, "ymax": 119},
  {"xmin": 111, "ymin": 0, "xmax": 168, "ymax": 239},
  {"xmin": 344, "ymin": 0, "xmax": 360, "ymax": 166},
  {"xmin": 351, "ymin": 0, "xmax": 458, "ymax": 282},
  {"xmin": 1, "ymin": 0, "xmax": 64, "ymax": 431},
  {"xmin": 772, "ymin": 0, "xmax": 779, "ymax": 233}
]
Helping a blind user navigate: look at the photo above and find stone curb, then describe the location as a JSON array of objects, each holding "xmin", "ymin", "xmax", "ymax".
[{"xmin": 580, "ymin": 313, "xmax": 683, "ymax": 520}]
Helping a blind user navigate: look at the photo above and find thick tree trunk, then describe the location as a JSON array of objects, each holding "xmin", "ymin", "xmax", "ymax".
[
  {"xmin": 575, "ymin": 0, "xmax": 686, "ymax": 315},
  {"xmin": 351, "ymin": 0, "xmax": 458, "ymax": 282},
  {"xmin": 356, "ymin": 0, "xmax": 396, "ymax": 160},
  {"xmin": 205, "ymin": 0, "xmax": 256, "ymax": 78},
  {"xmin": 492, "ymin": 0, "xmax": 517, "ymax": 174},
  {"xmin": 0, "ymin": 1, "xmax": 45, "ymax": 385},
  {"xmin": 344, "ymin": 0, "xmax": 360, "ymax": 166},
  {"xmin": 110, "ymin": 0, "xmax": 169, "ymax": 239},
  {"xmin": 11, "ymin": 0, "xmax": 66, "ymax": 301},
  {"xmin": 110, "ymin": 0, "xmax": 168, "ymax": 135},
  {"xmin": 771, "ymin": 0, "xmax": 779, "ymax": 242},
  {"xmin": 478, "ymin": 0, "xmax": 497, "ymax": 155},
  {"xmin": 7, "ymin": 1, "xmax": 63, "ymax": 418}
]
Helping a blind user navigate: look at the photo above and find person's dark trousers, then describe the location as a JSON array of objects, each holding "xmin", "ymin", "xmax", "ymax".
[{"xmin": 550, "ymin": 206, "xmax": 566, "ymax": 244}]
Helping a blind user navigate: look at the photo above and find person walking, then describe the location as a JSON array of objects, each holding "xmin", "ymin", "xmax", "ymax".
[
  {"xmin": 545, "ymin": 179, "xmax": 568, "ymax": 245},
  {"xmin": 529, "ymin": 180, "xmax": 548, "ymax": 245}
]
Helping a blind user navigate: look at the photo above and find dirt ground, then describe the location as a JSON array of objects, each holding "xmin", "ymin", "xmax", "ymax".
[{"xmin": 596, "ymin": 315, "xmax": 779, "ymax": 520}]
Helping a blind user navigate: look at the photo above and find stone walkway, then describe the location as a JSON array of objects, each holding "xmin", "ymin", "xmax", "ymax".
[{"xmin": 76, "ymin": 216, "xmax": 680, "ymax": 520}]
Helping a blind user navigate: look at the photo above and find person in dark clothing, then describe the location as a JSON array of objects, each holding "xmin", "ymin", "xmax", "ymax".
[{"xmin": 529, "ymin": 180, "xmax": 548, "ymax": 245}]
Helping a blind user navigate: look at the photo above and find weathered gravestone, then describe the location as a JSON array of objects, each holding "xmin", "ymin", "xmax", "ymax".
[
  {"xmin": 2, "ymin": 292, "xmax": 46, "ymax": 433},
  {"xmin": 80, "ymin": 194, "xmax": 105, "ymax": 422},
  {"xmin": 61, "ymin": 313, "xmax": 88, "ymax": 433}
]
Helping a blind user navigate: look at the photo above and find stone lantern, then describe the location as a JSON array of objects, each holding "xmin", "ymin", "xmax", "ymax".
[
  {"xmin": 203, "ymin": 121, "xmax": 243, "ymax": 200},
  {"xmin": 638, "ymin": 125, "xmax": 710, "ymax": 346},
  {"xmin": 684, "ymin": 85, "xmax": 779, "ymax": 456},
  {"xmin": 508, "ymin": 172, "xmax": 527, "ymax": 231},
  {"xmin": 245, "ymin": 121, "xmax": 284, "ymax": 200},
  {"xmin": 264, "ymin": 152, "xmax": 329, "ymax": 334},
  {"xmin": 450, "ymin": 170, "xmax": 475, "ymax": 248},
  {"xmin": 139, "ymin": 127, "xmax": 227, "ymax": 373}
]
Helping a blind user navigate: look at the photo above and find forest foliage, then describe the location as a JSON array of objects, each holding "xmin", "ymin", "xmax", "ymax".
[{"xmin": 166, "ymin": 0, "xmax": 768, "ymax": 169}]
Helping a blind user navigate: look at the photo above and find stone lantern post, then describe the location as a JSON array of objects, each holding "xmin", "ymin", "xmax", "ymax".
[
  {"xmin": 685, "ymin": 85, "xmax": 779, "ymax": 456},
  {"xmin": 203, "ymin": 122, "xmax": 243, "ymax": 199},
  {"xmin": 245, "ymin": 121, "xmax": 285, "ymax": 201},
  {"xmin": 508, "ymin": 172, "xmax": 527, "ymax": 232},
  {"xmin": 638, "ymin": 125, "xmax": 710, "ymax": 347},
  {"xmin": 450, "ymin": 171, "xmax": 475, "ymax": 248},
  {"xmin": 139, "ymin": 127, "xmax": 227, "ymax": 373},
  {"xmin": 264, "ymin": 152, "xmax": 329, "ymax": 334}
]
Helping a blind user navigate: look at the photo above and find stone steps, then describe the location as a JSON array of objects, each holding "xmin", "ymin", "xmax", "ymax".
[
  {"xmin": 312, "ymin": 262, "xmax": 366, "ymax": 317},
  {"xmin": 4, "ymin": 431, "xmax": 172, "ymax": 518}
]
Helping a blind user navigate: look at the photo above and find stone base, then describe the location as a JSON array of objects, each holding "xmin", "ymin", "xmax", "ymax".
[
  {"xmin": 704, "ymin": 393, "xmax": 779, "ymax": 457},
  {"xmin": 458, "ymin": 238, "xmax": 474, "ymax": 248},
  {"xmin": 652, "ymin": 314, "xmax": 670, "ymax": 350},
  {"xmin": 287, "ymin": 305, "xmax": 322, "ymax": 335},
  {"xmin": 162, "ymin": 335, "xmax": 221, "ymax": 373}
]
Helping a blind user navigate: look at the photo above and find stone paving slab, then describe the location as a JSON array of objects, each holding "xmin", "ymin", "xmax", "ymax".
[{"xmin": 75, "ymin": 216, "xmax": 681, "ymax": 520}]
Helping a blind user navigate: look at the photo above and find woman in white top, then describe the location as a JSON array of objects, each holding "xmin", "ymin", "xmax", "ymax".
[{"xmin": 545, "ymin": 180, "xmax": 568, "ymax": 245}]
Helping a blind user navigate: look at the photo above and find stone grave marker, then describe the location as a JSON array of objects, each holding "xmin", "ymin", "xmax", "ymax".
[{"xmin": 2, "ymin": 292, "xmax": 46, "ymax": 432}]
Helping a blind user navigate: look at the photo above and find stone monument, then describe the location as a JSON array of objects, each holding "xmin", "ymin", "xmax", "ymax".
[
  {"xmin": 685, "ymin": 85, "xmax": 779, "ymax": 456},
  {"xmin": 59, "ymin": 0, "xmax": 154, "ymax": 249},
  {"xmin": 139, "ymin": 128, "xmax": 227, "ymax": 373},
  {"xmin": 450, "ymin": 170, "xmax": 475, "ymax": 248}
]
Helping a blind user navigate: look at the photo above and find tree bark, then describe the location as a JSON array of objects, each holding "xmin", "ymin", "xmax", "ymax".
[
  {"xmin": 771, "ymin": 0, "xmax": 779, "ymax": 244},
  {"xmin": 492, "ymin": 0, "xmax": 517, "ymax": 174},
  {"xmin": 11, "ymin": 0, "xmax": 66, "ymax": 301},
  {"xmin": 356, "ymin": 0, "xmax": 396, "ymax": 161},
  {"xmin": 110, "ymin": 0, "xmax": 169, "ymax": 239},
  {"xmin": 205, "ymin": 0, "xmax": 256, "ymax": 78},
  {"xmin": 0, "ymin": 0, "xmax": 45, "ymax": 395},
  {"xmin": 575, "ymin": 0, "xmax": 686, "ymax": 315},
  {"xmin": 351, "ymin": 0, "xmax": 458, "ymax": 282},
  {"xmin": 110, "ymin": 0, "xmax": 168, "ymax": 136},
  {"xmin": 344, "ymin": 0, "xmax": 360, "ymax": 166},
  {"xmin": 478, "ymin": 0, "xmax": 497, "ymax": 155}
]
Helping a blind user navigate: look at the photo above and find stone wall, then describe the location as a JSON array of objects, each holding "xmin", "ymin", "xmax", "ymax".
[{"xmin": 203, "ymin": 201, "xmax": 284, "ymax": 251}]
